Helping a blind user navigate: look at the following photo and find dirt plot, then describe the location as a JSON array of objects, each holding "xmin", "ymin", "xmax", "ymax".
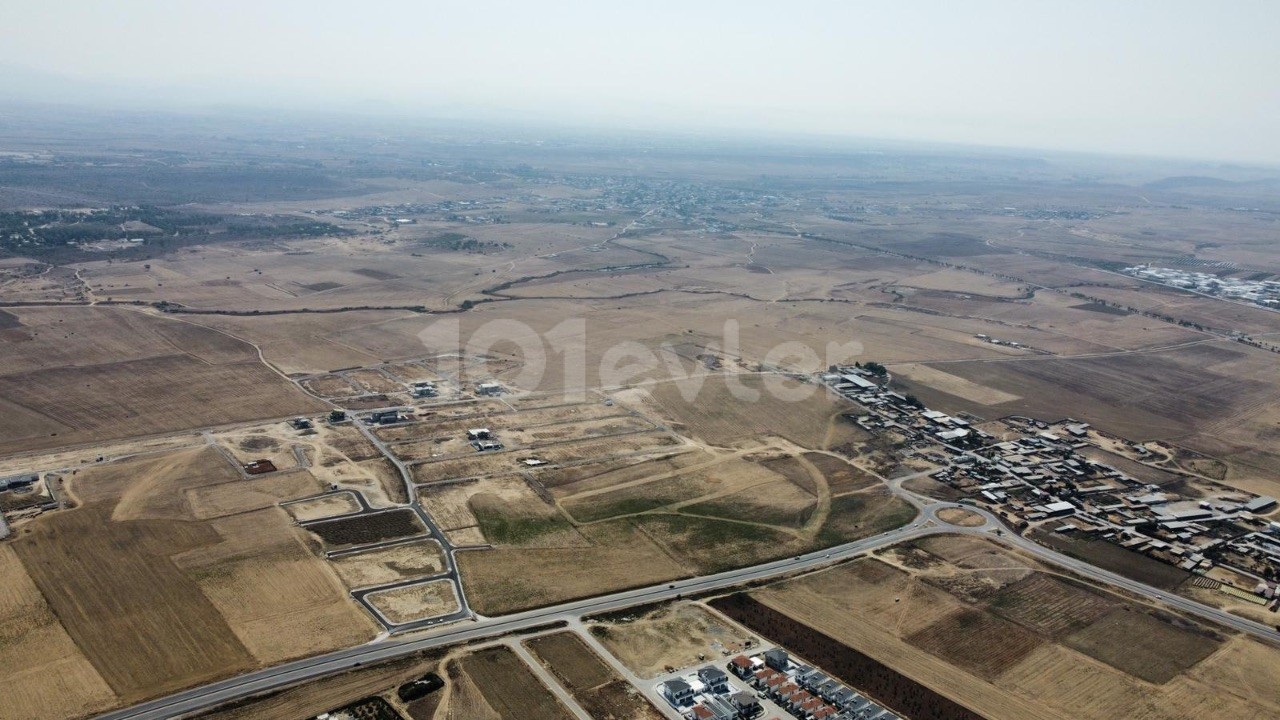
[
  {"xmin": 456, "ymin": 646, "xmax": 575, "ymax": 720},
  {"xmin": 301, "ymin": 375, "xmax": 362, "ymax": 398},
  {"xmin": 1063, "ymin": 608, "xmax": 1223, "ymax": 684},
  {"xmin": 331, "ymin": 540, "xmax": 447, "ymax": 588},
  {"xmin": 1078, "ymin": 446, "xmax": 1188, "ymax": 487},
  {"xmin": 347, "ymin": 368, "xmax": 407, "ymax": 394},
  {"xmin": 501, "ymin": 415, "xmax": 654, "ymax": 447},
  {"xmin": 526, "ymin": 632, "xmax": 665, "ymax": 720},
  {"xmin": 365, "ymin": 580, "xmax": 459, "ymax": 623},
  {"xmin": 285, "ymin": 492, "xmax": 363, "ymax": 522},
  {"xmin": 591, "ymin": 603, "xmax": 754, "ymax": 678},
  {"xmin": 907, "ymin": 608, "xmax": 1045, "ymax": 679},
  {"xmin": 646, "ymin": 375, "xmax": 861, "ymax": 449},
  {"xmin": 307, "ymin": 509, "xmax": 427, "ymax": 549},
  {"xmin": 987, "ymin": 574, "xmax": 1116, "ymax": 637},
  {"xmin": 936, "ymin": 507, "xmax": 986, "ymax": 527}
]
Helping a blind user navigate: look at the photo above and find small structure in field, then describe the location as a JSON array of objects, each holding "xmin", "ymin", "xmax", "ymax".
[{"xmin": 244, "ymin": 459, "xmax": 278, "ymax": 475}]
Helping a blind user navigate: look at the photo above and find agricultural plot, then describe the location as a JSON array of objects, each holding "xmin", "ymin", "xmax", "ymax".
[
  {"xmin": 306, "ymin": 509, "xmax": 427, "ymax": 550},
  {"xmin": 906, "ymin": 609, "xmax": 1045, "ymax": 679},
  {"xmin": 2, "ymin": 446, "xmax": 376, "ymax": 709},
  {"xmin": 1062, "ymin": 609, "xmax": 1223, "ymax": 684},
  {"xmin": 0, "ymin": 546, "xmax": 117, "ymax": 720},
  {"xmin": 746, "ymin": 534, "xmax": 1257, "ymax": 720},
  {"xmin": 0, "ymin": 307, "xmax": 323, "ymax": 456},
  {"xmin": 987, "ymin": 575, "xmax": 1116, "ymax": 637},
  {"xmin": 525, "ymin": 632, "xmax": 665, "ymax": 720},
  {"xmin": 454, "ymin": 646, "xmax": 575, "ymax": 720}
]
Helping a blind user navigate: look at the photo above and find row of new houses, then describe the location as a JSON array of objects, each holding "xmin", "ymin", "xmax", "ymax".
[{"xmin": 729, "ymin": 650, "xmax": 899, "ymax": 720}]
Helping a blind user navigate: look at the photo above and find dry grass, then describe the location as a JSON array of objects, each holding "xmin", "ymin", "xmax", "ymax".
[
  {"xmin": 457, "ymin": 520, "xmax": 687, "ymax": 615},
  {"xmin": 365, "ymin": 580, "xmax": 460, "ymax": 623},
  {"xmin": 590, "ymin": 603, "xmax": 754, "ymax": 678},
  {"xmin": 0, "ymin": 546, "xmax": 117, "ymax": 720},
  {"xmin": 285, "ymin": 492, "xmax": 363, "ymax": 522},
  {"xmin": 330, "ymin": 540, "xmax": 447, "ymax": 588},
  {"xmin": 750, "ymin": 535, "xmax": 1261, "ymax": 720},
  {"xmin": 647, "ymin": 375, "xmax": 859, "ymax": 449}
]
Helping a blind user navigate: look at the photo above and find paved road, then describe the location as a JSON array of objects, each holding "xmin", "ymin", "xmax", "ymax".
[
  {"xmin": 94, "ymin": 521, "xmax": 941, "ymax": 720},
  {"xmin": 95, "ymin": 463, "xmax": 1280, "ymax": 720}
]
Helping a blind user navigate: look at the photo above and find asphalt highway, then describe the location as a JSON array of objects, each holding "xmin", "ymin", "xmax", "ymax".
[{"xmin": 96, "ymin": 470, "xmax": 1280, "ymax": 720}]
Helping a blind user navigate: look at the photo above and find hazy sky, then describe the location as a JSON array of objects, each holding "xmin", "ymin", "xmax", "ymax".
[{"xmin": 3, "ymin": 1, "xmax": 1278, "ymax": 163}]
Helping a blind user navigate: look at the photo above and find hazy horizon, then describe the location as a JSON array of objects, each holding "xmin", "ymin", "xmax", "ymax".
[{"xmin": 2, "ymin": 1, "xmax": 1277, "ymax": 165}]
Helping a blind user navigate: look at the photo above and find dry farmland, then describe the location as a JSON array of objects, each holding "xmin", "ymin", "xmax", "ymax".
[
  {"xmin": 525, "ymin": 632, "xmax": 665, "ymax": 720},
  {"xmin": 0, "ymin": 306, "xmax": 323, "ymax": 456},
  {"xmin": 452, "ymin": 646, "xmax": 575, "ymax": 720},
  {"xmin": 6, "ymin": 447, "xmax": 374, "ymax": 706},
  {"xmin": 739, "ymin": 534, "xmax": 1279, "ymax": 720}
]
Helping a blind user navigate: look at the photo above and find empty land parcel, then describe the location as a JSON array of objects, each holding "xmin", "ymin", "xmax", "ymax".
[{"xmin": 406, "ymin": 384, "xmax": 914, "ymax": 614}]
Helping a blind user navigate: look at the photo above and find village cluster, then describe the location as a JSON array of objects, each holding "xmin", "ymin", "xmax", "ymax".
[
  {"xmin": 659, "ymin": 648, "xmax": 900, "ymax": 720},
  {"xmin": 823, "ymin": 365, "xmax": 1280, "ymax": 609},
  {"xmin": 1123, "ymin": 264, "xmax": 1280, "ymax": 310}
]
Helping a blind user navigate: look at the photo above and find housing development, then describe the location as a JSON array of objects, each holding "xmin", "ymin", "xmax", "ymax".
[{"xmin": 825, "ymin": 366, "xmax": 1280, "ymax": 608}]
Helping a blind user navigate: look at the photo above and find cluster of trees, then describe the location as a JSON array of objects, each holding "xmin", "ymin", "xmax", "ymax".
[{"xmin": 711, "ymin": 594, "xmax": 985, "ymax": 720}]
